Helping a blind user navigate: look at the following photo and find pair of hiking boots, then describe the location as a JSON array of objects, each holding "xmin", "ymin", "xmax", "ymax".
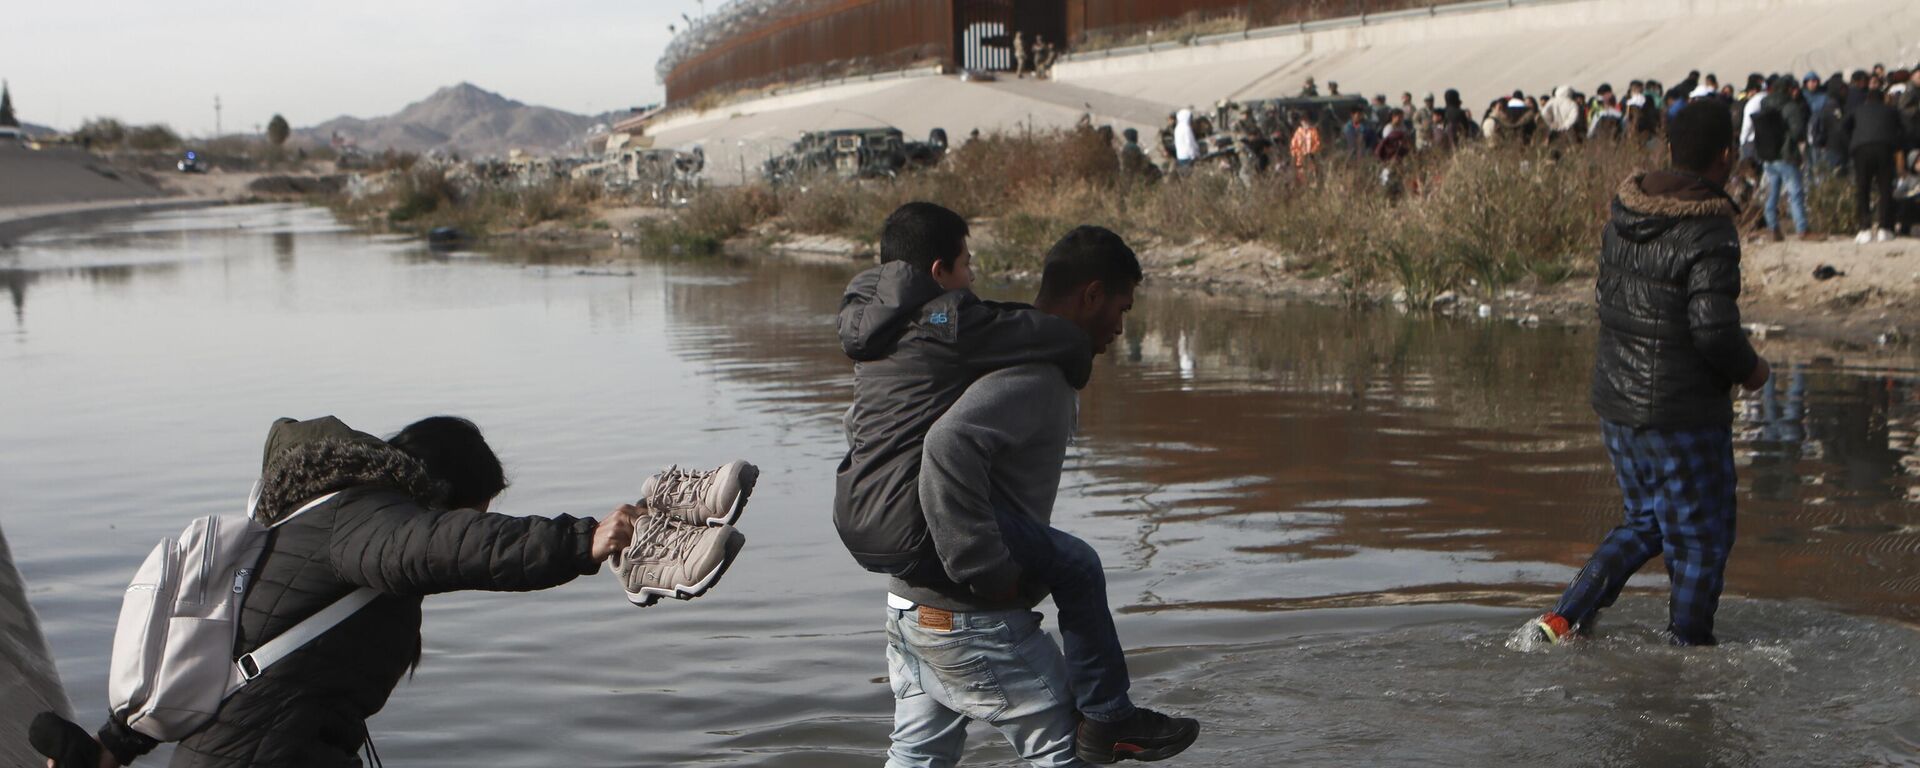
[{"xmin": 613, "ymin": 460, "xmax": 757, "ymax": 607}]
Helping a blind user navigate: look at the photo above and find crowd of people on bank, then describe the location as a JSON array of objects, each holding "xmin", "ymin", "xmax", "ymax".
[{"xmin": 1132, "ymin": 64, "xmax": 1920, "ymax": 243}]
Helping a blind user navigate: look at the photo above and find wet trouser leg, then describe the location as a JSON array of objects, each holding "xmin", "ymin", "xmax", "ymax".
[
  {"xmin": 1557, "ymin": 421, "xmax": 1737, "ymax": 645},
  {"xmin": 885, "ymin": 606, "xmax": 1088, "ymax": 768},
  {"xmin": 1553, "ymin": 421, "xmax": 1665, "ymax": 626},
  {"xmin": 1649, "ymin": 427, "xmax": 1738, "ymax": 646},
  {"xmin": 996, "ymin": 509, "xmax": 1136, "ymax": 723}
]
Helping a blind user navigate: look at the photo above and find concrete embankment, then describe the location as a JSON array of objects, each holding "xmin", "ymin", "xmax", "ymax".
[
  {"xmin": 649, "ymin": 0, "xmax": 1916, "ymax": 185},
  {"xmin": 0, "ymin": 143, "xmax": 226, "ymax": 244},
  {"xmin": 1, "ymin": 523, "xmax": 69, "ymax": 766},
  {"xmin": 0, "ymin": 145, "xmax": 167, "ymax": 207},
  {"xmin": 1054, "ymin": 0, "xmax": 1920, "ymax": 110}
]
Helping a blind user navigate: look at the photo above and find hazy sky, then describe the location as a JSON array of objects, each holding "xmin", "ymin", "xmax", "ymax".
[{"xmin": 1, "ymin": 0, "xmax": 706, "ymax": 135}]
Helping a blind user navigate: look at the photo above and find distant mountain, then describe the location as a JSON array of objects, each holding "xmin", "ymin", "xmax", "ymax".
[
  {"xmin": 299, "ymin": 83, "xmax": 607, "ymax": 158},
  {"xmin": 18, "ymin": 122, "xmax": 58, "ymax": 137}
]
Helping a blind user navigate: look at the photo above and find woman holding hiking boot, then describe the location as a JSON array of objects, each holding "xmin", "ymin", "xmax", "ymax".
[{"xmin": 35, "ymin": 415, "xmax": 755, "ymax": 768}]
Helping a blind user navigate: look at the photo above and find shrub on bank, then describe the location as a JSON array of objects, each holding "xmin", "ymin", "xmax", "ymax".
[
  {"xmin": 326, "ymin": 165, "xmax": 604, "ymax": 237},
  {"xmin": 665, "ymin": 126, "xmax": 1653, "ymax": 302},
  {"xmin": 636, "ymin": 185, "xmax": 782, "ymax": 256}
]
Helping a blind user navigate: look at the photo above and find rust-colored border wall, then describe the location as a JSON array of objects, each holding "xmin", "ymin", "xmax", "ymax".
[
  {"xmin": 664, "ymin": 0, "xmax": 954, "ymax": 105},
  {"xmin": 662, "ymin": 0, "xmax": 1446, "ymax": 106}
]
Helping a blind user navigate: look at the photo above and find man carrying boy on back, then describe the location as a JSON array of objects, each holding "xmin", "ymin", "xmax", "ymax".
[
  {"xmin": 1530, "ymin": 101, "xmax": 1772, "ymax": 647},
  {"xmin": 836, "ymin": 204, "xmax": 1198, "ymax": 764}
]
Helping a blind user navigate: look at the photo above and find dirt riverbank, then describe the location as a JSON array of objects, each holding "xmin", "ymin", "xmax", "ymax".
[{"xmin": 628, "ymin": 218, "xmax": 1916, "ymax": 355}]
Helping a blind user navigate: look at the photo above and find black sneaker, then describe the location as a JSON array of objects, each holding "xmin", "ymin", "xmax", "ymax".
[{"xmin": 1076, "ymin": 707, "xmax": 1200, "ymax": 763}]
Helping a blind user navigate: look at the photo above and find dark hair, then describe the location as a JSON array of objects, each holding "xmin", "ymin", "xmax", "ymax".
[
  {"xmin": 1038, "ymin": 226, "xmax": 1142, "ymax": 301},
  {"xmin": 387, "ymin": 416, "xmax": 507, "ymax": 510},
  {"xmin": 879, "ymin": 202, "xmax": 969, "ymax": 275},
  {"xmin": 1668, "ymin": 100, "xmax": 1735, "ymax": 172}
]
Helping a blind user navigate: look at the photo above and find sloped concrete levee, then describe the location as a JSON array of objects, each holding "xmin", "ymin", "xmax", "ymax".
[
  {"xmin": 1053, "ymin": 0, "xmax": 1920, "ymax": 108},
  {"xmin": 648, "ymin": 0, "xmax": 1915, "ymax": 185},
  {"xmin": 1, "ymin": 523, "xmax": 70, "ymax": 765}
]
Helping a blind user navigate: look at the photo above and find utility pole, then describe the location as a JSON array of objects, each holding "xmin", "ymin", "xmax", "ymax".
[{"xmin": 214, "ymin": 95, "xmax": 222, "ymax": 138}]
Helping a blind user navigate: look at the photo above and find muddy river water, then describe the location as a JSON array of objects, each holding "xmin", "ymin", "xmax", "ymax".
[{"xmin": 3, "ymin": 204, "xmax": 1916, "ymax": 766}]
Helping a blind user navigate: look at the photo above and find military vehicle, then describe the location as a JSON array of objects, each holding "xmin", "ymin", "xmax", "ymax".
[
  {"xmin": 628, "ymin": 147, "xmax": 704, "ymax": 205},
  {"xmin": 762, "ymin": 127, "xmax": 947, "ymax": 185},
  {"xmin": 569, "ymin": 134, "xmax": 705, "ymax": 205}
]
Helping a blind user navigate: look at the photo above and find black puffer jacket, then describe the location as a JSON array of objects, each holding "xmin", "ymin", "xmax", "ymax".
[
  {"xmin": 97, "ymin": 433, "xmax": 600, "ymax": 767},
  {"xmin": 1591, "ymin": 171, "xmax": 1760, "ymax": 429},
  {"xmin": 832, "ymin": 262, "xmax": 1089, "ymax": 581},
  {"xmin": 1844, "ymin": 98, "xmax": 1906, "ymax": 151}
]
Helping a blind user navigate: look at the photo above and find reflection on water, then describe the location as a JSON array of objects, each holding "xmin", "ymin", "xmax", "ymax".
[{"xmin": 2, "ymin": 204, "xmax": 1915, "ymax": 766}]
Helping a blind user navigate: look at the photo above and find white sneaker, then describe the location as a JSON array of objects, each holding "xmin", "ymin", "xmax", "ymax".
[
  {"xmin": 640, "ymin": 460, "xmax": 759, "ymax": 527},
  {"xmin": 1874, "ymin": 229, "xmax": 1894, "ymax": 243},
  {"xmin": 612, "ymin": 514, "xmax": 745, "ymax": 607},
  {"xmin": 1855, "ymin": 230, "xmax": 1874, "ymax": 245}
]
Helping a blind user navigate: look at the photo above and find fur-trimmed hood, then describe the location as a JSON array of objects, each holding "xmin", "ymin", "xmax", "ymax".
[
  {"xmin": 1612, "ymin": 170, "xmax": 1738, "ymax": 244},
  {"xmin": 251, "ymin": 417, "xmax": 444, "ymax": 524}
]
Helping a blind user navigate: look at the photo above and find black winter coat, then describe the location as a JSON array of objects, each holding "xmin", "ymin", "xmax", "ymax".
[
  {"xmin": 98, "ymin": 440, "xmax": 600, "ymax": 768},
  {"xmin": 832, "ymin": 262, "xmax": 1089, "ymax": 584},
  {"xmin": 1591, "ymin": 171, "xmax": 1760, "ymax": 429},
  {"xmin": 1844, "ymin": 99, "xmax": 1906, "ymax": 151}
]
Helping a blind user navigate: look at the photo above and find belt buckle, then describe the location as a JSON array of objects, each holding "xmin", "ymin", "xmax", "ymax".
[{"xmin": 917, "ymin": 606, "xmax": 954, "ymax": 633}]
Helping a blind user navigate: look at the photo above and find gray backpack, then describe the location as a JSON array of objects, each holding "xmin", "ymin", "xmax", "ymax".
[{"xmin": 108, "ymin": 492, "xmax": 375, "ymax": 741}]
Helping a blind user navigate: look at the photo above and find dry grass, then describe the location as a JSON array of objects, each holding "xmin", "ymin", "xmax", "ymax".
[
  {"xmin": 635, "ymin": 185, "xmax": 782, "ymax": 255},
  {"xmin": 648, "ymin": 127, "xmax": 1664, "ymax": 301},
  {"xmin": 329, "ymin": 166, "xmax": 606, "ymax": 237}
]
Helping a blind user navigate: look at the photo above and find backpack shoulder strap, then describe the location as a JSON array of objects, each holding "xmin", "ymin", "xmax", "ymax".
[
  {"xmin": 235, "ymin": 587, "xmax": 378, "ymax": 681},
  {"xmin": 265, "ymin": 491, "xmax": 342, "ymax": 528}
]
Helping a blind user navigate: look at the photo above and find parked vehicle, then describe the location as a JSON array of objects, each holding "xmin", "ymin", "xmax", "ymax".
[{"xmin": 762, "ymin": 127, "xmax": 947, "ymax": 185}]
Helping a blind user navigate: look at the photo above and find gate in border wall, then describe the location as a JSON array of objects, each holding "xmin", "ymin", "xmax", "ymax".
[{"xmin": 954, "ymin": 0, "xmax": 1067, "ymax": 72}]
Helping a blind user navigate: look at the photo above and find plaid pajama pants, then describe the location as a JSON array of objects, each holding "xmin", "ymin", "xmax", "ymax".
[{"xmin": 1552, "ymin": 420, "xmax": 1738, "ymax": 645}]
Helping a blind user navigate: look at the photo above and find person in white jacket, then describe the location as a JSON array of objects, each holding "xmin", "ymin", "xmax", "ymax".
[
  {"xmin": 1543, "ymin": 85, "xmax": 1583, "ymax": 142},
  {"xmin": 1173, "ymin": 109, "xmax": 1199, "ymax": 169}
]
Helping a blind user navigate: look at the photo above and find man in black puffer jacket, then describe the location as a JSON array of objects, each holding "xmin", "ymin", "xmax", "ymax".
[
  {"xmin": 86, "ymin": 416, "xmax": 637, "ymax": 767},
  {"xmin": 1528, "ymin": 101, "xmax": 1772, "ymax": 648},
  {"xmin": 1843, "ymin": 87, "xmax": 1906, "ymax": 241}
]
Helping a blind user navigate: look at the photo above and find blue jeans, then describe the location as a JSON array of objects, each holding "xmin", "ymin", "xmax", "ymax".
[
  {"xmin": 1553, "ymin": 422, "xmax": 1738, "ymax": 645},
  {"xmin": 997, "ymin": 510, "xmax": 1135, "ymax": 723},
  {"xmin": 1763, "ymin": 160, "xmax": 1808, "ymax": 233},
  {"xmin": 885, "ymin": 606, "xmax": 1089, "ymax": 768}
]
